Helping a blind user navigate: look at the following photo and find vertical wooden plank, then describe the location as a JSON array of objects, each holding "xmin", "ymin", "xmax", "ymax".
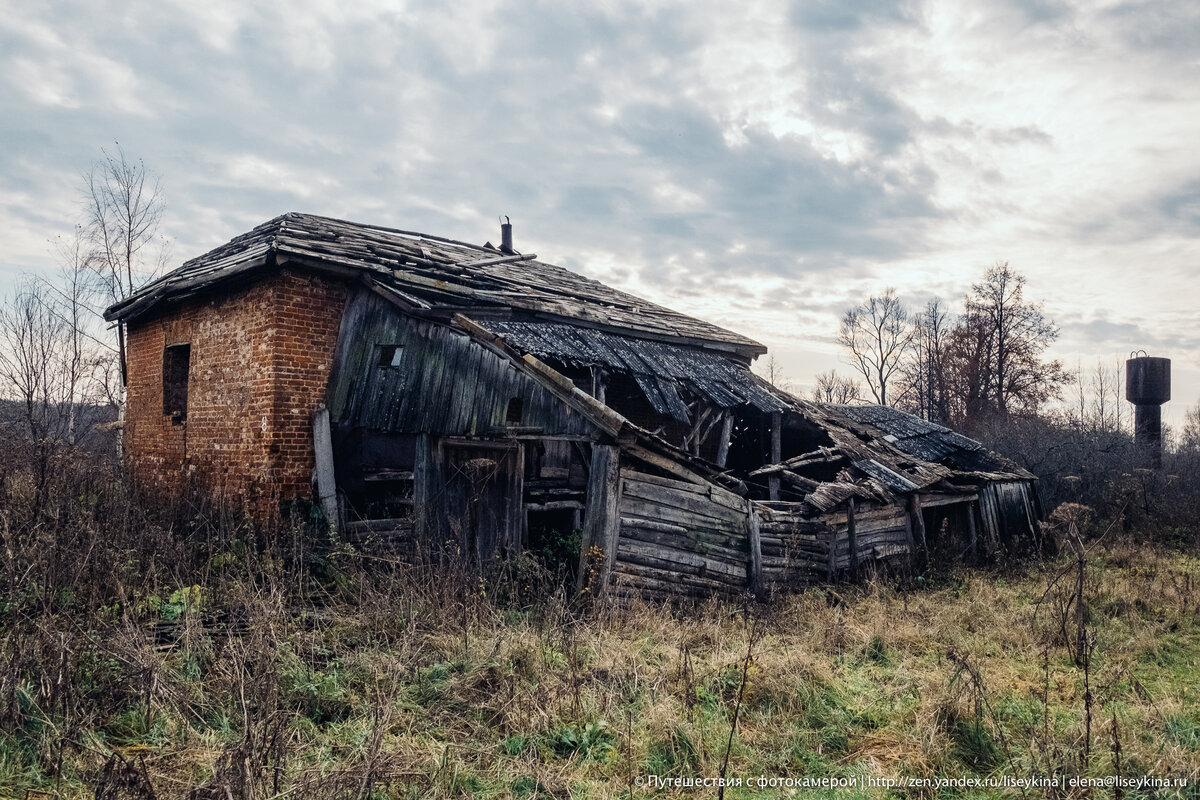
[
  {"xmin": 909, "ymin": 493, "xmax": 928, "ymax": 566},
  {"xmin": 581, "ymin": 444, "xmax": 622, "ymax": 595},
  {"xmin": 429, "ymin": 438, "xmax": 447, "ymax": 556},
  {"xmin": 575, "ymin": 515, "xmax": 593, "ymax": 594},
  {"xmin": 967, "ymin": 500, "xmax": 979, "ymax": 562},
  {"xmin": 768, "ymin": 411, "xmax": 782, "ymax": 501},
  {"xmin": 312, "ymin": 404, "xmax": 339, "ymax": 533},
  {"xmin": 414, "ymin": 434, "xmax": 447, "ymax": 558},
  {"xmin": 901, "ymin": 498, "xmax": 916, "ymax": 568},
  {"xmin": 847, "ymin": 497, "xmax": 859, "ymax": 576},
  {"xmin": 413, "ymin": 433, "xmax": 432, "ymax": 556},
  {"xmin": 745, "ymin": 499, "xmax": 764, "ymax": 599},
  {"xmin": 508, "ymin": 443, "xmax": 525, "ymax": 557},
  {"xmin": 715, "ymin": 411, "xmax": 734, "ymax": 468}
]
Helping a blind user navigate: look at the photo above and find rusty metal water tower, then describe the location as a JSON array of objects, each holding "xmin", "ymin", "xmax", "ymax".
[{"xmin": 1125, "ymin": 352, "xmax": 1170, "ymax": 467}]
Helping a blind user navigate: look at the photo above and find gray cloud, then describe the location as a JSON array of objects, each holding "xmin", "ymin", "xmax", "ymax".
[
  {"xmin": 1103, "ymin": 1, "xmax": 1200, "ymax": 53},
  {"xmin": 1, "ymin": 0, "xmax": 1198, "ymax": 413}
]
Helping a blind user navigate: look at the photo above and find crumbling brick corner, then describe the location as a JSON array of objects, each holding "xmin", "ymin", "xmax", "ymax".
[{"xmin": 122, "ymin": 270, "xmax": 347, "ymax": 520}]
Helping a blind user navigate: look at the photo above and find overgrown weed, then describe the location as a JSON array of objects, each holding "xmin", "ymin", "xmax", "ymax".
[{"xmin": 2, "ymin": 458, "xmax": 1200, "ymax": 797}]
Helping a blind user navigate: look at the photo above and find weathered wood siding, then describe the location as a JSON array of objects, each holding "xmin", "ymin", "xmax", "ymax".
[
  {"xmin": 820, "ymin": 502, "xmax": 912, "ymax": 571},
  {"xmin": 977, "ymin": 480, "xmax": 1038, "ymax": 550},
  {"xmin": 612, "ymin": 469, "xmax": 752, "ymax": 601},
  {"xmin": 755, "ymin": 502, "xmax": 836, "ymax": 590},
  {"xmin": 327, "ymin": 290, "xmax": 601, "ymax": 438},
  {"xmin": 610, "ymin": 472, "xmax": 920, "ymax": 601},
  {"xmin": 755, "ymin": 500, "xmax": 912, "ymax": 591}
]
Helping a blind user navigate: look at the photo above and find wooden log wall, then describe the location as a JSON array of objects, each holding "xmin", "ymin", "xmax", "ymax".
[
  {"xmin": 754, "ymin": 499, "xmax": 913, "ymax": 592},
  {"xmin": 342, "ymin": 517, "xmax": 417, "ymax": 559},
  {"xmin": 612, "ymin": 468, "xmax": 752, "ymax": 601},
  {"xmin": 611, "ymin": 469, "xmax": 921, "ymax": 601},
  {"xmin": 819, "ymin": 501, "xmax": 912, "ymax": 572},
  {"xmin": 755, "ymin": 502, "xmax": 836, "ymax": 591}
]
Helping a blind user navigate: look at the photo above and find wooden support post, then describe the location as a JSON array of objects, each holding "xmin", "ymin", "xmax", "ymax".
[
  {"xmin": 588, "ymin": 367, "xmax": 606, "ymax": 405},
  {"xmin": 745, "ymin": 499, "xmax": 764, "ymax": 599},
  {"xmin": 507, "ymin": 444, "xmax": 525, "ymax": 557},
  {"xmin": 312, "ymin": 404, "xmax": 339, "ymax": 533},
  {"xmin": 827, "ymin": 530, "xmax": 838, "ymax": 577},
  {"xmin": 909, "ymin": 493, "xmax": 928, "ymax": 567},
  {"xmin": 901, "ymin": 498, "xmax": 916, "ymax": 572},
  {"xmin": 413, "ymin": 433, "xmax": 444, "ymax": 559},
  {"xmin": 715, "ymin": 411, "xmax": 734, "ymax": 468},
  {"xmin": 967, "ymin": 500, "xmax": 979, "ymax": 562},
  {"xmin": 768, "ymin": 411, "xmax": 782, "ymax": 501},
  {"xmin": 590, "ymin": 366, "xmax": 608, "ymax": 404},
  {"xmin": 413, "ymin": 433, "xmax": 431, "ymax": 556},
  {"xmin": 578, "ymin": 444, "xmax": 622, "ymax": 595},
  {"xmin": 847, "ymin": 497, "xmax": 858, "ymax": 577}
]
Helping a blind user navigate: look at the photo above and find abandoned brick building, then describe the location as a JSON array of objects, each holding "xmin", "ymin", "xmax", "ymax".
[{"xmin": 105, "ymin": 213, "xmax": 1041, "ymax": 600}]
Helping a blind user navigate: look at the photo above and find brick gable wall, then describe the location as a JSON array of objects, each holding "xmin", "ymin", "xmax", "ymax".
[{"xmin": 123, "ymin": 269, "xmax": 347, "ymax": 517}]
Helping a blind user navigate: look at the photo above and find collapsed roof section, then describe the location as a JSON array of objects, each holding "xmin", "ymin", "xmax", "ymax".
[
  {"xmin": 749, "ymin": 399, "xmax": 1035, "ymax": 515},
  {"xmin": 481, "ymin": 320, "xmax": 786, "ymax": 421},
  {"xmin": 443, "ymin": 312, "xmax": 1033, "ymax": 518}
]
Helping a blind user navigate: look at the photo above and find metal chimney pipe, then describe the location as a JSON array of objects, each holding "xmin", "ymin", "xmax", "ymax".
[
  {"xmin": 500, "ymin": 216, "xmax": 513, "ymax": 253},
  {"xmin": 1125, "ymin": 353, "xmax": 1170, "ymax": 468}
]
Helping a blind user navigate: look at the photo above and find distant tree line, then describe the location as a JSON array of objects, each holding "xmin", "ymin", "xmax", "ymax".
[
  {"xmin": 819, "ymin": 263, "xmax": 1200, "ymax": 529},
  {"xmin": 828, "ymin": 262, "xmax": 1070, "ymax": 435}
]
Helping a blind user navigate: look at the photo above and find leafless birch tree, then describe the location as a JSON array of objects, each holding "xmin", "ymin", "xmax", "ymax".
[
  {"xmin": 82, "ymin": 143, "xmax": 167, "ymax": 385},
  {"xmin": 837, "ymin": 288, "xmax": 913, "ymax": 406}
]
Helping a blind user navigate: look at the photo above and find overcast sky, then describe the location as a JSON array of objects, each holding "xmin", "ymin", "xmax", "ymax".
[{"xmin": 2, "ymin": 0, "xmax": 1197, "ymax": 423}]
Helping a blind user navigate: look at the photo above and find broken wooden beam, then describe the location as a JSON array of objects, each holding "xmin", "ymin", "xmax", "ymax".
[
  {"xmin": 312, "ymin": 404, "xmax": 340, "ymax": 533},
  {"xmin": 578, "ymin": 444, "xmax": 622, "ymax": 595},
  {"xmin": 768, "ymin": 411, "xmax": 782, "ymax": 501}
]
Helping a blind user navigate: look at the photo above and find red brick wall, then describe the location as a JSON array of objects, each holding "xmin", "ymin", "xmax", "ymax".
[{"xmin": 123, "ymin": 269, "xmax": 347, "ymax": 517}]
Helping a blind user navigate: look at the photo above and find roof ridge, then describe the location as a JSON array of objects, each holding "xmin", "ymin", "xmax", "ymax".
[
  {"xmin": 104, "ymin": 213, "xmax": 767, "ymax": 355},
  {"xmin": 279, "ymin": 211, "xmax": 494, "ymax": 253}
]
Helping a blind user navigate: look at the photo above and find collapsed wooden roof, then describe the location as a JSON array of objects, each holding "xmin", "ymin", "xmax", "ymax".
[
  {"xmin": 751, "ymin": 399, "xmax": 1035, "ymax": 515},
  {"xmin": 104, "ymin": 212, "xmax": 765, "ymax": 359},
  {"xmin": 482, "ymin": 320, "xmax": 786, "ymax": 418}
]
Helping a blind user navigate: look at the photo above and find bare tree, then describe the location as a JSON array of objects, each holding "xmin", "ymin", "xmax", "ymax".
[
  {"xmin": 898, "ymin": 298, "xmax": 951, "ymax": 422},
  {"xmin": 756, "ymin": 352, "xmax": 793, "ymax": 393},
  {"xmin": 83, "ymin": 143, "xmax": 166, "ymax": 385},
  {"xmin": 837, "ymin": 288, "xmax": 913, "ymax": 406},
  {"xmin": 0, "ymin": 280, "xmax": 75, "ymax": 515},
  {"xmin": 45, "ymin": 228, "xmax": 118, "ymax": 443},
  {"xmin": 965, "ymin": 262, "xmax": 1067, "ymax": 419},
  {"xmin": 810, "ymin": 369, "xmax": 862, "ymax": 404},
  {"xmin": 1180, "ymin": 400, "xmax": 1200, "ymax": 452}
]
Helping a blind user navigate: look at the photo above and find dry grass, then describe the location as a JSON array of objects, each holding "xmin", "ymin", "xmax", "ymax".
[{"xmin": 3, "ymin": 527, "xmax": 1200, "ymax": 798}]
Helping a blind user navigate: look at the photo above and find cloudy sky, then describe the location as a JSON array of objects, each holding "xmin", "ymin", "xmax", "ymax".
[{"xmin": 2, "ymin": 0, "xmax": 1198, "ymax": 422}]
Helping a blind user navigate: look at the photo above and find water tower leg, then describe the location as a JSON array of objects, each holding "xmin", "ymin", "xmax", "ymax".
[{"xmin": 1134, "ymin": 404, "xmax": 1163, "ymax": 468}]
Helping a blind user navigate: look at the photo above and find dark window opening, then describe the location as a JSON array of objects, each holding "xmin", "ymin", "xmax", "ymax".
[
  {"xmin": 505, "ymin": 396, "xmax": 524, "ymax": 424},
  {"xmin": 377, "ymin": 344, "xmax": 404, "ymax": 368},
  {"xmin": 163, "ymin": 344, "xmax": 191, "ymax": 420}
]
